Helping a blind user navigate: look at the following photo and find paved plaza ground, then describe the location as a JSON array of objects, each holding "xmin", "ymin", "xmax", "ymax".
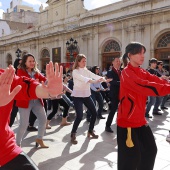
[{"xmin": 12, "ymin": 102, "xmax": 170, "ymax": 170}]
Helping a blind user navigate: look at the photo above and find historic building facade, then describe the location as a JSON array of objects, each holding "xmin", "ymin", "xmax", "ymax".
[{"xmin": 0, "ymin": 0, "xmax": 170, "ymax": 71}]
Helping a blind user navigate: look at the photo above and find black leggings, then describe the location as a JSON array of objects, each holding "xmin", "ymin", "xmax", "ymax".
[
  {"xmin": 117, "ymin": 125, "xmax": 157, "ymax": 170},
  {"xmin": 0, "ymin": 152, "xmax": 39, "ymax": 170},
  {"xmin": 47, "ymin": 98, "xmax": 70, "ymax": 120}
]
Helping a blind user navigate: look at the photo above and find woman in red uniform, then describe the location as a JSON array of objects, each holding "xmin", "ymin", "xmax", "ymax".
[
  {"xmin": 117, "ymin": 42, "xmax": 170, "ymax": 170},
  {"xmin": 16, "ymin": 53, "xmax": 49, "ymax": 148},
  {"xmin": 0, "ymin": 62, "xmax": 62, "ymax": 170}
]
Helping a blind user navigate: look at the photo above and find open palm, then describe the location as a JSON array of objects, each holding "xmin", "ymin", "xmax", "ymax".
[
  {"xmin": 42, "ymin": 62, "xmax": 63, "ymax": 97},
  {"xmin": 0, "ymin": 66, "xmax": 21, "ymax": 107}
]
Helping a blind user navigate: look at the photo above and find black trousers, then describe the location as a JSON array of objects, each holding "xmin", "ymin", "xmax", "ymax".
[
  {"xmin": 0, "ymin": 152, "xmax": 39, "ymax": 170},
  {"xmin": 106, "ymin": 98, "xmax": 119, "ymax": 127},
  {"xmin": 86, "ymin": 91, "xmax": 104, "ymax": 118},
  {"xmin": 117, "ymin": 125, "xmax": 157, "ymax": 170},
  {"xmin": 71, "ymin": 96, "xmax": 97, "ymax": 133},
  {"xmin": 9, "ymin": 101, "xmax": 18, "ymax": 127},
  {"xmin": 47, "ymin": 98, "xmax": 69, "ymax": 120}
]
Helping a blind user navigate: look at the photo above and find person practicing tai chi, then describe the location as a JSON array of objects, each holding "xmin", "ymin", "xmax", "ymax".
[
  {"xmin": 0, "ymin": 62, "xmax": 62, "ymax": 170},
  {"xmin": 117, "ymin": 42, "xmax": 170, "ymax": 170},
  {"xmin": 70, "ymin": 54, "xmax": 111, "ymax": 144}
]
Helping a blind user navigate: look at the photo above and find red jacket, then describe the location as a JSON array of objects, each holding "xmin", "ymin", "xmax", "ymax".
[
  {"xmin": 0, "ymin": 69, "xmax": 39, "ymax": 166},
  {"xmin": 16, "ymin": 69, "xmax": 46, "ymax": 108},
  {"xmin": 117, "ymin": 63, "xmax": 170, "ymax": 128}
]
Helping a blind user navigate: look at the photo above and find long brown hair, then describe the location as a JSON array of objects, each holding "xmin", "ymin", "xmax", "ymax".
[
  {"xmin": 72, "ymin": 54, "xmax": 86, "ymax": 70},
  {"xmin": 19, "ymin": 53, "xmax": 39, "ymax": 72}
]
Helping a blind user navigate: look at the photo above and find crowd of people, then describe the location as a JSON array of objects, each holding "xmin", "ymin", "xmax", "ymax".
[{"xmin": 1, "ymin": 42, "xmax": 170, "ymax": 170}]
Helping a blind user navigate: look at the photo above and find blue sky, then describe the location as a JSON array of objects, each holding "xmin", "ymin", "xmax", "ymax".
[{"xmin": 0, "ymin": 0, "xmax": 122, "ymax": 19}]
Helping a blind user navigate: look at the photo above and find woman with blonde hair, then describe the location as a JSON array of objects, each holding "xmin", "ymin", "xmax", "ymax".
[{"xmin": 70, "ymin": 54, "xmax": 111, "ymax": 144}]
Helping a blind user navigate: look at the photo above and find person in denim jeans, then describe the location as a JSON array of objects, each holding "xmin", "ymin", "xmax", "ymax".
[
  {"xmin": 70, "ymin": 54, "xmax": 111, "ymax": 144},
  {"xmin": 16, "ymin": 54, "xmax": 48, "ymax": 148},
  {"xmin": 145, "ymin": 58, "xmax": 162, "ymax": 118},
  {"xmin": 86, "ymin": 66, "xmax": 105, "ymax": 121}
]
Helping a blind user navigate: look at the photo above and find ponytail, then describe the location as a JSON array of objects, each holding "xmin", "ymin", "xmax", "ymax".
[{"xmin": 121, "ymin": 53, "xmax": 129, "ymax": 68}]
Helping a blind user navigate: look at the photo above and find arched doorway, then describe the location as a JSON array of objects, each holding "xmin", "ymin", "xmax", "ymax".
[
  {"xmin": 6, "ymin": 54, "xmax": 12, "ymax": 66},
  {"xmin": 155, "ymin": 32, "xmax": 170, "ymax": 69},
  {"xmin": 102, "ymin": 40, "xmax": 121, "ymax": 70},
  {"xmin": 41, "ymin": 49, "xmax": 50, "ymax": 74}
]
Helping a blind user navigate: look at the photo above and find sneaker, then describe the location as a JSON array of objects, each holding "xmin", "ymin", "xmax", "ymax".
[
  {"xmin": 27, "ymin": 126, "xmax": 38, "ymax": 132},
  {"xmin": 145, "ymin": 114, "xmax": 152, "ymax": 118},
  {"xmin": 97, "ymin": 115, "xmax": 106, "ymax": 119},
  {"xmin": 161, "ymin": 106, "xmax": 168, "ymax": 110},
  {"xmin": 166, "ymin": 131, "xmax": 170, "ymax": 142}
]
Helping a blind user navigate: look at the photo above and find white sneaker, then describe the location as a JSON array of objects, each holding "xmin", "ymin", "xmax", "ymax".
[{"xmin": 166, "ymin": 132, "xmax": 170, "ymax": 142}]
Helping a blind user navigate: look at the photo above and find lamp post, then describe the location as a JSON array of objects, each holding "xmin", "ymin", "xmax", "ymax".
[
  {"xmin": 15, "ymin": 48, "xmax": 22, "ymax": 59},
  {"xmin": 66, "ymin": 38, "xmax": 78, "ymax": 62}
]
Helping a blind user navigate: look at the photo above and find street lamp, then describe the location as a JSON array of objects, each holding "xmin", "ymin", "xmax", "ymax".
[
  {"xmin": 66, "ymin": 38, "xmax": 78, "ymax": 62},
  {"xmin": 15, "ymin": 48, "xmax": 22, "ymax": 59}
]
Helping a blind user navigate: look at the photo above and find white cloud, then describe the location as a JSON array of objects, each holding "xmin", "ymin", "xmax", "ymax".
[
  {"xmin": 0, "ymin": 2, "xmax": 2, "ymax": 7},
  {"xmin": 0, "ymin": 9, "xmax": 4, "ymax": 19},
  {"xmin": 91, "ymin": 0, "xmax": 122, "ymax": 9}
]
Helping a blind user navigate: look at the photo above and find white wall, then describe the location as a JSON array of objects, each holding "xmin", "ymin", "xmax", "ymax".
[{"xmin": 0, "ymin": 21, "xmax": 11, "ymax": 37}]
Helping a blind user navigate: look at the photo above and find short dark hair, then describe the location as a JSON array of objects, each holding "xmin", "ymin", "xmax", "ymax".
[
  {"xmin": 157, "ymin": 61, "xmax": 163, "ymax": 65},
  {"xmin": 112, "ymin": 56, "xmax": 120, "ymax": 62},
  {"xmin": 149, "ymin": 58, "xmax": 157, "ymax": 64},
  {"xmin": 125, "ymin": 42, "xmax": 146, "ymax": 55}
]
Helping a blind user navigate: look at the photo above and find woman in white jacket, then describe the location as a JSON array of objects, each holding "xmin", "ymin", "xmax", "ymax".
[{"xmin": 70, "ymin": 54, "xmax": 111, "ymax": 144}]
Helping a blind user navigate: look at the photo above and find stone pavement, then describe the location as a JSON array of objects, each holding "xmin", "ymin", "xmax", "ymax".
[{"xmin": 12, "ymin": 103, "xmax": 170, "ymax": 170}]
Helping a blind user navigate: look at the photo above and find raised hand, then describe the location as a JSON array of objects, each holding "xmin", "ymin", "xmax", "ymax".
[
  {"xmin": 0, "ymin": 65, "xmax": 21, "ymax": 107},
  {"xmin": 42, "ymin": 62, "xmax": 63, "ymax": 97}
]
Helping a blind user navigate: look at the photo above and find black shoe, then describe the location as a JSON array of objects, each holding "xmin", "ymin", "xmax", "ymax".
[
  {"xmin": 103, "ymin": 108, "xmax": 108, "ymax": 112},
  {"xmin": 105, "ymin": 127, "xmax": 114, "ymax": 133},
  {"xmin": 145, "ymin": 114, "xmax": 152, "ymax": 118},
  {"xmin": 97, "ymin": 115, "xmax": 105, "ymax": 119},
  {"xmin": 161, "ymin": 106, "xmax": 168, "ymax": 110},
  {"xmin": 27, "ymin": 126, "xmax": 38, "ymax": 132},
  {"xmin": 153, "ymin": 112, "xmax": 162, "ymax": 115},
  {"xmin": 157, "ymin": 108, "xmax": 161, "ymax": 111}
]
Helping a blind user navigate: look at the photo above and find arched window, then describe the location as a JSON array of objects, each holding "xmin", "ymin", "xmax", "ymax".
[
  {"xmin": 6, "ymin": 54, "xmax": 12, "ymax": 66},
  {"xmin": 155, "ymin": 32, "xmax": 170, "ymax": 67},
  {"xmin": 104, "ymin": 40, "xmax": 121, "ymax": 52},
  {"xmin": 41, "ymin": 49, "xmax": 50, "ymax": 74},
  {"xmin": 157, "ymin": 33, "xmax": 170, "ymax": 48}
]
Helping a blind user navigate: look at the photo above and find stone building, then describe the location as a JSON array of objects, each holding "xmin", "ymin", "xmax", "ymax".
[{"xmin": 0, "ymin": 0, "xmax": 170, "ymax": 72}]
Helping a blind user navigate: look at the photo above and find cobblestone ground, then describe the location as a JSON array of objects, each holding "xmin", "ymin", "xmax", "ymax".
[{"xmin": 12, "ymin": 102, "xmax": 170, "ymax": 170}]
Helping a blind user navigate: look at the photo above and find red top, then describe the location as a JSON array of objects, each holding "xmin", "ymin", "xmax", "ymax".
[
  {"xmin": 16, "ymin": 69, "xmax": 46, "ymax": 108},
  {"xmin": 0, "ymin": 69, "xmax": 39, "ymax": 166},
  {"xmin": 117, "ymin": 63, "xmax": 170, "ymax": 128}
]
